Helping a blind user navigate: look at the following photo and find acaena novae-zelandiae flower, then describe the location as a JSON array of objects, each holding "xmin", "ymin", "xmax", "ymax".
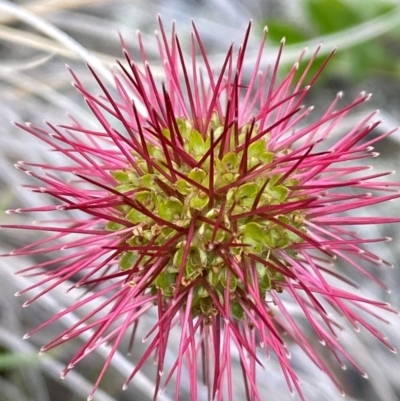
[{"xmin": 3, "ymin": 17, "xmax": 400, "ymax": 401}]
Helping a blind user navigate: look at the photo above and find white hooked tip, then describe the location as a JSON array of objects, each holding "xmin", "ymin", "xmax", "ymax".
[
  {"xmin": 122, "ymin": 383, "xmax": 129, "ymax": 391},
  {"xmin": 263, "ymin": 25, "xmax": 268, "ymax": 33},
  {"xmin": 280, "ymin": 36, "xmax": 286, "ymax": 45},
  {"xmin": 337, "ymin": 91, "xmax": 343, "ymax": 98},
  {"xmin": 361, "ymin": 372, "xmax": 369, "ymax": 379},
  {"xmin": 14, "ymin": 161, "xmax": 25, "ymax": 169},
  {"xmin": 23, "ymin": 333, "xmax": 31, "ymax": 340}
]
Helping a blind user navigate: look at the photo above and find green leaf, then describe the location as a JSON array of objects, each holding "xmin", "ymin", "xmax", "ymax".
[
  {"xmin": 115, "ymin": 183, "xmax": 134, "ymax": 193},
  {"xmin": 119, "ymin": 252, "xmax": 137, "ymax": 271},
  {"xmin": 265, "ymin": 226, "xmax": 290, "ymax": 249},
  {"xmin": 256, "ymin": 261, "xmax": 267, "ymax": 278},
  {"xmin": 221, "ymin": 172, "xmax": 236, "ymax": 184},
  {"xmin": 173, "ymin": 247, "xmax": 185, "ymax": 269},
  {"xmin": 190, "ymin": 192, "xmax": 209, "ymax": 210},
  {"xmin": 207, "ymin": 270, "xmax": 220, "ymax": 287},
  {"xmin": 126, "ymin": 208, "xmax": 146, "ymax": 224},
  {"xmin": 243, "ymin": 222, "xmax": 265, "ymax": 245},
  {"xmin": 135, "ymin": 191, "xmax": 153, "ymax": 207},
  {"xmin": 236, "ymin": 183, "xmax": 259, "ymax": 201},
  {"xmin": 259, "ymin": 152, "xmax": 274, "ymax": 164},
  {"xmin": 197, "ymin": 248, "xmax": 208, "ymax": 267},
  {"xmin": 286, "ymin": 228, "xmax": 302, "ymax": 243},
  {"xmin": 155, "ymin": 272, "xmax": 176, "ymax": 296},
  {"xmin": 159, "ymin": 197, "xmax": 183, "ymax": 221},
  {"xmin": 150, "ymin": 146, "xmax": 165, "ymax": 161},
  {"xmin": 221, "ymin": 152, "xmax": 238, "ymax": 170},
  {"xmin": 259, "ymin": 272, "xmax": 271, "ymax": 292},
  {"xmin": 196, "ymin": 285, "xmax": 209, "ymax": 298},
  {"xmin": 248, "ymin": 140, "xmax": 266, "ymax": 158},
  {"xmin": 189, "ymin": 130, "xmax": 205, "ymax": 155},
  {"xmin": 111, "ymin": 170, "xmax": 130, "ymax": 183},
  {"xmin": 177, "ymin": 118, "xmax": 192, "ymax": 139},
  {"xmin": 141, "ymin": 174, "xmax": 154, "ymax": 188},
  {"xmin": 270, "ymin": 185, "xmax": 289, "ymax": 202},
  {"xmin": 188, "ymin": 167, "xmax": 207, "ymax": 183},
  {"xmin": 231, "ymin": 301, "xmax": 244, "ymax": 320},
  {"xmin": 106, "ymin": 221, "xmax": 125, "ymax": 231},
  {"xmin": 267, "ymin": 174, "xmax": 281, "ymax": 189},
  {"xmin": 220, "ymin": 270, "xmax": 237, "ymax": 291},
  {"xmin": 176, "ymin": 179, "xmax": 192, "ymax": 195},
  {"xmin": 161, "ymin": 128, "xmax": 171, "ymax": 140}
]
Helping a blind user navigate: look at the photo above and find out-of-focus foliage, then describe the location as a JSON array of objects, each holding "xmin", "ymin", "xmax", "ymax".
[{"xmin": 264, "ymin": 0, "xmax": 400, "ymax": 82}]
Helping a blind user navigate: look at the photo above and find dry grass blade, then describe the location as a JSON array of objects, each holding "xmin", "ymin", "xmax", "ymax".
[
  {"xmin": 0, "ymin": 0, "xmax": 112, "ymax": 82},
  {"xmin": 0, "ymin": 0, "xmax": 117, "ymax": 25},
  {"xmin": 0, "ymin": 24, "xmax": 116, "ymax": 64}
]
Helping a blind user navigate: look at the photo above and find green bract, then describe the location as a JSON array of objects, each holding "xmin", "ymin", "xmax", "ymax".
[{"xmin": 108, "ymin": 117, "xmax": 305, "ymax": 319}]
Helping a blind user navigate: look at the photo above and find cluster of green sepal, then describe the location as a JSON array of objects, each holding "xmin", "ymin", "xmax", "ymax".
[{"xmin": 107, "ymin": 117, "xmax": 305, "ymax": 320}]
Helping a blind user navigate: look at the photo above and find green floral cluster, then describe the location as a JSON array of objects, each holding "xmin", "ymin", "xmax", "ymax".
[{"xmin": 106, "ymin": 117, "xmax": 306, "ymax": 319}]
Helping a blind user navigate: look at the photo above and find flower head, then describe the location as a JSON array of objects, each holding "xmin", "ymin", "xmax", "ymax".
[{"xmin": 4, "ymin": 18, "xmax": 400, "ymax": 401}]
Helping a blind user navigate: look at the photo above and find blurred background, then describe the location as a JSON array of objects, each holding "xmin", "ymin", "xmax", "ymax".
[{"xmin": 1, "ymin": 0, "xmax": 400, "ymax": 400}]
